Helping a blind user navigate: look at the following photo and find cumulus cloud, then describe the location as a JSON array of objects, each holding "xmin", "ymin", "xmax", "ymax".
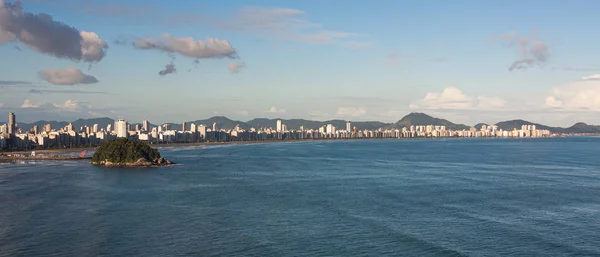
[
  {"xmin": 53, "ymin": 99, "xmax": 79, "ymax": 110},
  {"xmin": 544, "ymin": 79, "xmax": 600, "ymax": 111},
  {"xmin": 0, "ymin": 1, "xmax": 107, "ymax": 62},
  {"xmin": 159, "ymin": 63, "xmax": 176, "ymax": 76},
  {"xmin": 228, "ymin": 62, "xmax": 245, "ymax": 73},
  {"xmin": 134, "ymin": 34, "xmax": 237, "ymax": 59},
  {"xmin": 268, "ymin": 106, "xmax": 286, "ymax": 113},
  {"xmin": 38, "ymin": 67, "xmax": 98, "ymax": 85},
  {"xmin": 410, "ymin": 87, "xmax": 506, "ymax": 110},
  {"xmin": 495, "ymin": 31, "xmax": 550, "ymax": 71},
  {"xmin": 21, "ymin": 98, "xmax": 42, "ymax": 108},
  {"xmin": 336, "ymin": 107, "xmax": 366, "ymax": 117}
]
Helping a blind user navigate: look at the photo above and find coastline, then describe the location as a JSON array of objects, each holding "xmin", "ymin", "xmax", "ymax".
[{"xmin": 4, "ymin": 135, "xmax": 574, "ymax": 155}]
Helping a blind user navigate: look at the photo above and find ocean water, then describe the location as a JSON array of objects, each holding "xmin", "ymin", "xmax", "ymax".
[{"xmin": 1, "ymin": 138, "xmax": 600, "ymax": 256}]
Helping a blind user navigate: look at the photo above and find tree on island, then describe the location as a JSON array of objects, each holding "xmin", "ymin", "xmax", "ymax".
[{"xmin": 92, "ymin": 138, "xmax": 172, "ymax": 166}]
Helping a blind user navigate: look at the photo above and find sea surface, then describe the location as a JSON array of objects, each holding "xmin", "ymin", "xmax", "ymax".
[{"xmin": 1, "ymin": 137, "xmax": 600, "ymax": 256}]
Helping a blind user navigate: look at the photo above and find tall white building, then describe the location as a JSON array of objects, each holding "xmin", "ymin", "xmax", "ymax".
[
  {"xmin": 326, "ymin": 124, "xmax": 334, "ymax": 135},
  {"xmin": 198, "ymin": 125, "xmax": 206, "ymax": 139},
  {"xmin": 276, "ymin": 120, "xmax": 282, "ymax": 132},
  {"xmin": 212, "ymin": 122, "xmax": 217, "ymax": 132},
  {"xmin": 92, "ymin": 124, "xmax": 99, "ymax": 133},
  {"xmin": 346, "ymin": 121, "xmax": 351, "ymax": 132},
  {"xmin": 190, "ymin": 123, "xmax": 197, "ymax": 133},
  {"xmin": 115, "ymin": 119, "xmax": 128, "ymax": 138},
  {"xmin": 182, "ymin": 122, "xmax": 187, "ymax": 132},
  {"xmin": 142, "ymin": 120, "xmax": 149, "ymax": 131}
]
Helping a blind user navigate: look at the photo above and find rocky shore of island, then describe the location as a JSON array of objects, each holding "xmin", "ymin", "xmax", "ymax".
[{"xmin": 92, "ymin": 157, "xmax": 174, "ymax": 167}]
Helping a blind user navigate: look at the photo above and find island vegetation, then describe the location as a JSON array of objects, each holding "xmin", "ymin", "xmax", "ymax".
[{"xmin": 91, "ymin": 138, "xmax": 173, "ymax": 167}]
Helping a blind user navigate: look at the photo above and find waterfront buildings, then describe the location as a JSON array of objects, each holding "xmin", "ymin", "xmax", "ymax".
[{"xmin": 0, "ymin": 112, "xmax": 554, "ymax": 150}]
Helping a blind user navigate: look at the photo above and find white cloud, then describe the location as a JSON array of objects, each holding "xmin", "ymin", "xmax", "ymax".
[
  {"xmin": 53, "ymin": 100, "xmax": 79, "ymax": 110},
  {"xmin": 134, "ymin": 34, "xmax": 237, "ymax": 59},
  {"xmin": 38, "ymin": 67, "xmax": 98, "ymax": 85},
  {"xmin": 268, "ymin": 106, "xmax": 286, "ymax": 113},
  {"xmin": 21, "ymin": 99, "xmax": 42, "ymax": 108},
  {"xmin": 336, "ymin": 107, "xmax": 367, "ymax": 117},
  {"xmin": 80, "ymin": 31, "xmax": 108, "ymax": 62},
  {"xmin": 237, "ymin": 110, "xmax": 249, "ymax": 116},
  {"xmin": 410, "ymin": 87, "xmax": 506, "ymax": 110},
  {"xmin": 582, "ymin": 74, "xmax": 600, "ymax": 81},
  {"xmin": 544, "ymin": 79, "xmax": 600, "ymax": 111},
  {"xmin": 228, "ymin": 62, "xmax": 246, "ymax": 73}
]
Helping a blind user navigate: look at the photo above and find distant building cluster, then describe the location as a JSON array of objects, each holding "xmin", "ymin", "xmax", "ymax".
[{"xmin": 0, "ymin": 112, "xmax": 551, "ymax": 151}]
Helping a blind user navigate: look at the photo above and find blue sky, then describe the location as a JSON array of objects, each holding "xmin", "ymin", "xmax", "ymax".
[{"xmin": 1, "ymin": 0, "xmax": 600, "ymax": 126}]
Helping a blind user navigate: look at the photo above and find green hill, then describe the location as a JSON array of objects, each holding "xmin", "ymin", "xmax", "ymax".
[{"xmin": 387, "ymin": 112, "xmax": 471, "ymax": 130}]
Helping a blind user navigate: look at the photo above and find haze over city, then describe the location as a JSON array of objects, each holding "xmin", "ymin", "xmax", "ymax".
[{"xmin": 1, "ymin": 0, "xmax": 599, "ymax": 126}]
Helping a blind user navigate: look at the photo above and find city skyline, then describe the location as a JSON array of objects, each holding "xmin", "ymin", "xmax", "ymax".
[
  {"xmin": 0, "ymin": 110, "xmax": 553, "ymax": 150},
  {"xmin": 1, "ymin": 1, "xmax": 600, "ymax": 126}
]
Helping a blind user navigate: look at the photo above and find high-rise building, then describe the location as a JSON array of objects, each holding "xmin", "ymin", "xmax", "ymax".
[
  {"xmin": 44, "ymin": 123, "xmax": 52, "ymax": 133},
  {"xmin": 212, "ymin": 122, "xmax": 217, "ymax": 132},
  {"xmin": 66, "ymin": 123, "xmax": 73, "ymax": 132},
  {"xmin": 107, "ymin": 124, "xmax": 112, "ymax": 133},
  {"xmin": 326, "ymin": 124, "xmax": 334, "ymax": 135},
  {"xmin": 92, "ymin": 124, "xmax": 99, "ymax": 133},
  {"xmin": 276, "ymin": 120, "xmax": 282, "ymax": 132},
  {"xmin": 135, "ymin": 124, "xmax": 141, "ymax": 131},
  {"xmin": 190, "ymin": 123, "xmax": 197, "ymax": 133},
  {"xmin": 142, "ymin": 120, "xmax": 149, "ymax": 131},
  {"xmin": 115, "ymin": 119, "xmax": 128, "ymax": 138},
  {"xmin": 198, "ymin": 125, "xmax": 206, "ymax": 139},
  {"xmin": 33, "ymin": 125, "xmax": 39, "ymax": 135},
  {"xmin": 8, "ymin": 112, "xmax": 15, "ymax": 135},
  {"xmin": 346, "ymin": 121, "xmax": 351, "ymax": 132},
  {"xmin": 182, "ymin": 122, "xmax": 187, "ymax": 132}
]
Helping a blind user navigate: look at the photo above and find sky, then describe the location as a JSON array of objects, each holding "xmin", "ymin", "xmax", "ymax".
[{"xmin": 1, "ymin": 0, "xmax": 600, "ymax": 126}]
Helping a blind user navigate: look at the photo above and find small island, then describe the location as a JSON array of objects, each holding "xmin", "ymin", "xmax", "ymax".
[{"xmin": 91, "ymin": 138, "xmax": 174, "ymax": 167}]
